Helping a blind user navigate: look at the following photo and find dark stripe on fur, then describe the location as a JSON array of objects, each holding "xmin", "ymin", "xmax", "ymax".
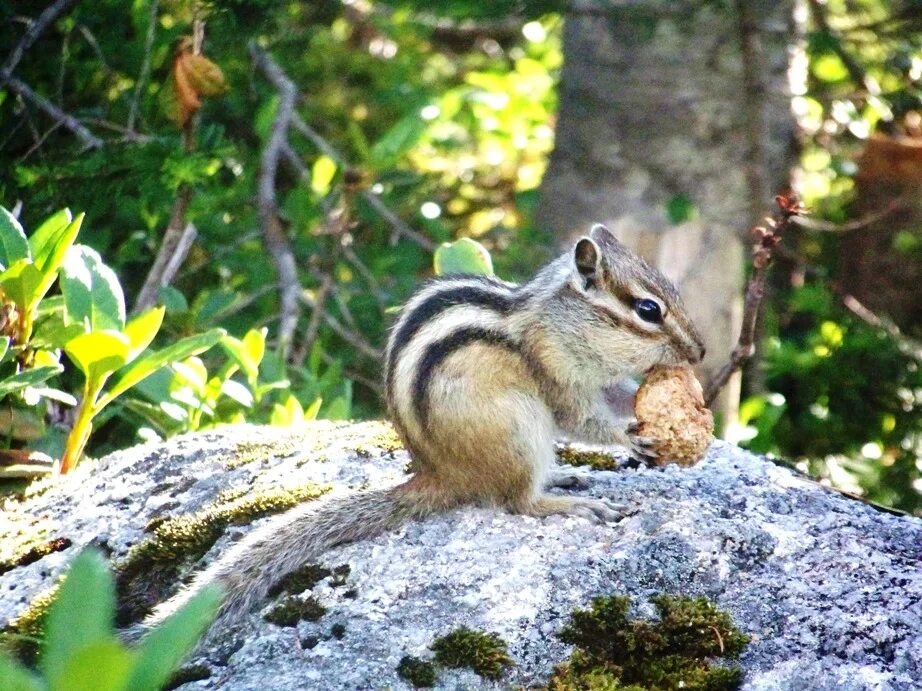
[
  {"xmin": 590, "ymin": 302, "xmax": 658, "ymax": 339},
  {"xmin": 386, "ymin": 281, "xmax": 518, "ymax": 391},
  {"xmin": 413, "ymin": 327, "xmax": 520, "ymax": 428}
]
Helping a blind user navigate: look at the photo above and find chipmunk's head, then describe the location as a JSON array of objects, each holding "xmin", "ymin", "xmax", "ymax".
[{"xmin": 566, "ymin": 224, "xmax": 705, "ymax": 372}]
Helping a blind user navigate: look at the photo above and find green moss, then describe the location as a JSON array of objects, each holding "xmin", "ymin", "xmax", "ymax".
[
  {"xmin": 397, "ymin": 655, "xmax": 437, "ymax": 688},
  {"xmin": 431, "ymin": 627, "xmax": 512, "ymax": 681},
  {"xmin": 223, "ymin": 436, "xmax": 304, "ymax": 469},
  {"xmin": 268, "ymin": 563, "xmax": 331, "ymax": 597},
  {"xmin": 556, "ymin": 444, "xmax": 619, "ymax": 471},
  {"xmin": 115, "ymin": 482, "xmax": 329, "ymax": 625},
  {"xmin": 264, "ymin": 595, "xmax": 327, "ymax": 626},
  {"xmin": 349, "ymin": 421, "xmax": 403, "ymax": 457},
  {"xmin": 0, "ymin": 536, "xmax": 71, "ymax": 577},
  {"xmin": 164, "ymin": 663, "xmax": 212, "ymax": 690},
  {"xmin": 1, "ymin": 584, "xmax": 60, "ymax": 665},
  {"xmin": 330, "ymin": 622, "xmax": 346, "ymax": 639},
  {"xmin": 548, "ymin": 594, "xmax": 749, "ymax": 691},
  {"xmin": 330, "ymin": 563, "xmax": 350, "ymax": 586}
]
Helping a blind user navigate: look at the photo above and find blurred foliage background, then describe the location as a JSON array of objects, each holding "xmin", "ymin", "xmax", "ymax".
[{"xmin": 0, "ymin": 0, "xmax": 919, "ymax": 515}]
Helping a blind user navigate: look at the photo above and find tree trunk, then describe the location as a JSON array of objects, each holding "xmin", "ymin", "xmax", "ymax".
[{"xmin": 537, "ymin": 0, "xmax": 796, "ymax": 429}]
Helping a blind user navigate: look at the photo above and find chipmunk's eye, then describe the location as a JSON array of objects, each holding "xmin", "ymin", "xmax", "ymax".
[{"xmin": 634, "ymin": 298, "xmax": 663, "ymax": 324}]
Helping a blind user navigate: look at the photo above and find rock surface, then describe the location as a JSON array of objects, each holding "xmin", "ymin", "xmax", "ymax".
[{"xmin": 1, "ymin": 421, "xmax": 920, "ymax": 690}]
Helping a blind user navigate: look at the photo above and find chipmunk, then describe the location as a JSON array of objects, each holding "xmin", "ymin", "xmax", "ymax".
[{"xmin": 134, "ymin": 224, "xmax": 704, "ymax": 639}]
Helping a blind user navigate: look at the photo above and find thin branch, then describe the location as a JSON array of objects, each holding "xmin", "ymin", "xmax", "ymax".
[
  {"xmin": 705, "ymin": 193, "xmax": 806, "ymax": 406},
  {"xmin": 840, "ymin": 294, "xmax": 922, "ymax": 362},
  {"xmin": 128, "ymin": 0, "xmax": 159, "ymax": 132},
  {"xmin": 299, "ymin": 291, "xmax": 382, "ymax": 362},
  {"xmin": 132, "ymin": 220, "xmax": 197, "ymax": 314},
  {"xmin": 291, "ymin": 273, "xmax": 333, "ymax": 368},
  {"xmin": 249, "ymin": 41, "xmax": 302, "ymax": 359},
  {"xmin": 7, "ymin": 77, "xmax": 103, "ymax": 150},
  {"xmin": 792, "ymin": 196, "xmax": 908, "ymax": 232},
  {"xmin": 0, "ymin": 0, "xmax": 81, "ymax": 90}
]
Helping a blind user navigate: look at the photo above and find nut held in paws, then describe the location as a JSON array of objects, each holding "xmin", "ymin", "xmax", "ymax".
[{"xmin": 633, "ymin": 366, "xmax": 714, "ymax": 466}]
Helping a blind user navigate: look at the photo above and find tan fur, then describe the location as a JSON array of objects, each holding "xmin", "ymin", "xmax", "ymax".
[{"xmin": 131, "ymin": 225, "xmax": 704, "ymax": 642}]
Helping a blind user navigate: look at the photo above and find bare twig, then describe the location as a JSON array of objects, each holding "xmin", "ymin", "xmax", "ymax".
[
  {"xmin": 705, "ymin": 193, "xmax": 806, "ymax": 406},
  {"xmin": 7, "ymin": 77, "xmax": 103, "ymax": 149},
  {"xmin": 249, "ymin": 41, "xmax": 302, "ymax": 359},
  {"xmin": 840, "ymin": 294, "xmax": 922, "ymax": 361},
  {"xmin": 291, "ymin": 273, "xmax": 333, "ymax": 368},
  {"xmin": 133, "ymin": 221, "xmax": 197, "ymax": 313},
  {"xmin": 0, "ymin": 0, "xmax": 81, "ymax": 90},
  {"xmin": 127, "ymin": 0, "xmax": 159, "ymax": 132},
  {"xmin": 793, "ymin": 196, "xmax": 909, "ymax": 232},
  {"xmin": 299, "ymin": 291, "xmax": 382, "ymax": 362}
]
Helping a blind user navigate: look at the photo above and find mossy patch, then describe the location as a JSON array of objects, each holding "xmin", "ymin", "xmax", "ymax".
[
  {"xmin": 164, "ymin": 663, "xmax": 212, "ymax": 690},
  {"xmin": 0, "ymin": 536, "xmax": 71, "ymax": 577},
  {"xmin": 1, "ymin": 584, "xmax": 60, "ymax": 665},
  {"xmin": 556, "ymin": 444, "xmax": 619, "ymax": 471},
  {"xmin": 397, "ymin": 655, "xmax": 437, "ymax": 688},
  {"xmin": 115, "ymin": 482, "xmax": 329, "ymax": 625},
  {"xmin": 431, "ymin": 627, "xmax": 512, "ymax": 680},
  {"xmin": 330, "ymin": 622, "xmax": 346, "ymax": 639},
  {"xmin": 548, "ymin": 594, "xmax": 749, "ymax": 691},
  {"xmin": 264, "ymin": 595, "xmax": 327, "ymax": 626},
  {"xmin": 268, "ymin": 562, "xmax": 350, "ymax": 597},
  {"xmin": 349, "ymin": 421, "xmax": 403, "ymax": 457},
  {"xmin": 223, "ymin": 435, "xmax": 307, "ymax": 469}
]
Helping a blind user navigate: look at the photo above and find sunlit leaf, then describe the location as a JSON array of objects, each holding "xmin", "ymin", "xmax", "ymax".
[
  {"xmin": 64, "ymin": 331, "xmax": 130, "ymax": 383},
  {"xmin": 0, "ymin": 207, "xmax": 31, "ymax": 270},
  {"xmin": 124, "ymin": 306, "xmax": 165, "ymax": 363},
  {"xmin": 28, "ymin": 208, "xmax": 72, "ymax": 265},
  {"xmin": 434, "ymin": 238, "xmax": 493, "ymax": 276},
  {"xmin": 33, "ymin": 213, "xmax": 85, "ymax": 305},
  {"xmin": 61, "ymin": 245, "xmax": 126, "ymax": 332},
  {"xmin": 95, "ymin": 329, "xmax": 225, "ymax": 411},
  {"xmin": 0, "ymin": 260, "xmax": 42, "ymax": 310},
  {"xmin": 368, "ymin": 114, "xmax": 428, "ymax": 170},
  {"xmin": 311, "ymin": 156, "xmax": 337, "ymax": 196}
]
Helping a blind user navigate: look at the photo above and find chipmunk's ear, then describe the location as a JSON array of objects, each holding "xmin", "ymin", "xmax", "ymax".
[
  {"xmin": 574, "ymin": 236, "xmax": 601, "ymax": 286},
  {"xmin": 589, "ymin": 223, "xmax": 622, "ymax": 250}
]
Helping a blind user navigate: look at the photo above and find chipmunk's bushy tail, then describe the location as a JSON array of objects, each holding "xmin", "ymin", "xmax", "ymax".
[{"xmin": 128, "ymin": 481, "xmax": 442, "ymax": 642}]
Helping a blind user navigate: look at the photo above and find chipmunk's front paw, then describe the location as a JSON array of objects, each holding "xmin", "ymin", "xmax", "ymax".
[
  {"xmin": 626, "ymin": 420, "xmax": 659, "ymax": 465},
  {"xmin": 546, "ymin": 465, "xmax": 594, "ymax": 490}
]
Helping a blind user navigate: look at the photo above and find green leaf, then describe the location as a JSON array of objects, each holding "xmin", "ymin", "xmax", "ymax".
[
  {"xmin": 127, "ymin": 583, "xmax": 223, "ymax": 691},
  {"xmin": 28, "ymin": 208, "xmax": 72, "ymax": 264},
  {"xmin": 51, "ymin": 639, "xmax": 134, "ymax": 691},
  {"xmin": 124, "ymin": 306, "xmax": 165, "ymax": 363},
  {"xmin": 242, "ymin": 328, "xmax": 267, "ymax": 371},
  {"xmin": 60, "ymin": 245, "xmax": 126, "ymax": 332},
  {"xmin": 433, "ymin": 238, "xmax": 493, "ymax": 276},
  {"xmin": 304, "ymin": 396, "xmax": 322, "ymax": 420},
  {"xmin": 64, "ymin": 331, "xmax": 130, "ymax": 383},
  {"xmin": 95, "ymin": 328, "xmax": 225, "ymax": 411},
  {"xmin": 220, "ymin": 327, "xmax": 266, "ymax": 384},
  {"xmin": 0, "ymin": 207, "xmax": 31, "ymax": 270},
  {"xmin": 42, "ymin": 549, "xmax": 115, "ymax": 689},
  {"xmin": 0, "ymin": 259, "xmax": 43, "ymax": 310},
  {"xmin": 31, "ymin": 313, "xmax": 85, "ymax": 350},
  {"xmin": 0, "ymin": 364, "xmax": 64, "ymax": 399},
  {"xmin": 311, "ymin": 155, "xmax": 337, "ymax": 196},
  {"xmin": 0, "ymin": 335, "xmax": 9, "ymax": 363},
  {"xmin": 0, "ymin": 654, "xmax": 42, "ymax": 691},
  {"xmin": 33, "ymin": 213, "xmax": 85, "ymax": 306},
  {"xmin": 666, "ymin": 194, "xmax": 699, "ymax": 225},
  {"xmin": 158, "ymin": 285, "xmax": 189, "ymax": 314},
  {"xmin": 368, "ymin": 114, "xmax": 427, "ymax": 170}
]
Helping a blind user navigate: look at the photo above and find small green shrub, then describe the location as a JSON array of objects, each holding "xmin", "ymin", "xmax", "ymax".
[{"xmin": 0, "ymin": 548, "xmax": 222, "ymax": 691}]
